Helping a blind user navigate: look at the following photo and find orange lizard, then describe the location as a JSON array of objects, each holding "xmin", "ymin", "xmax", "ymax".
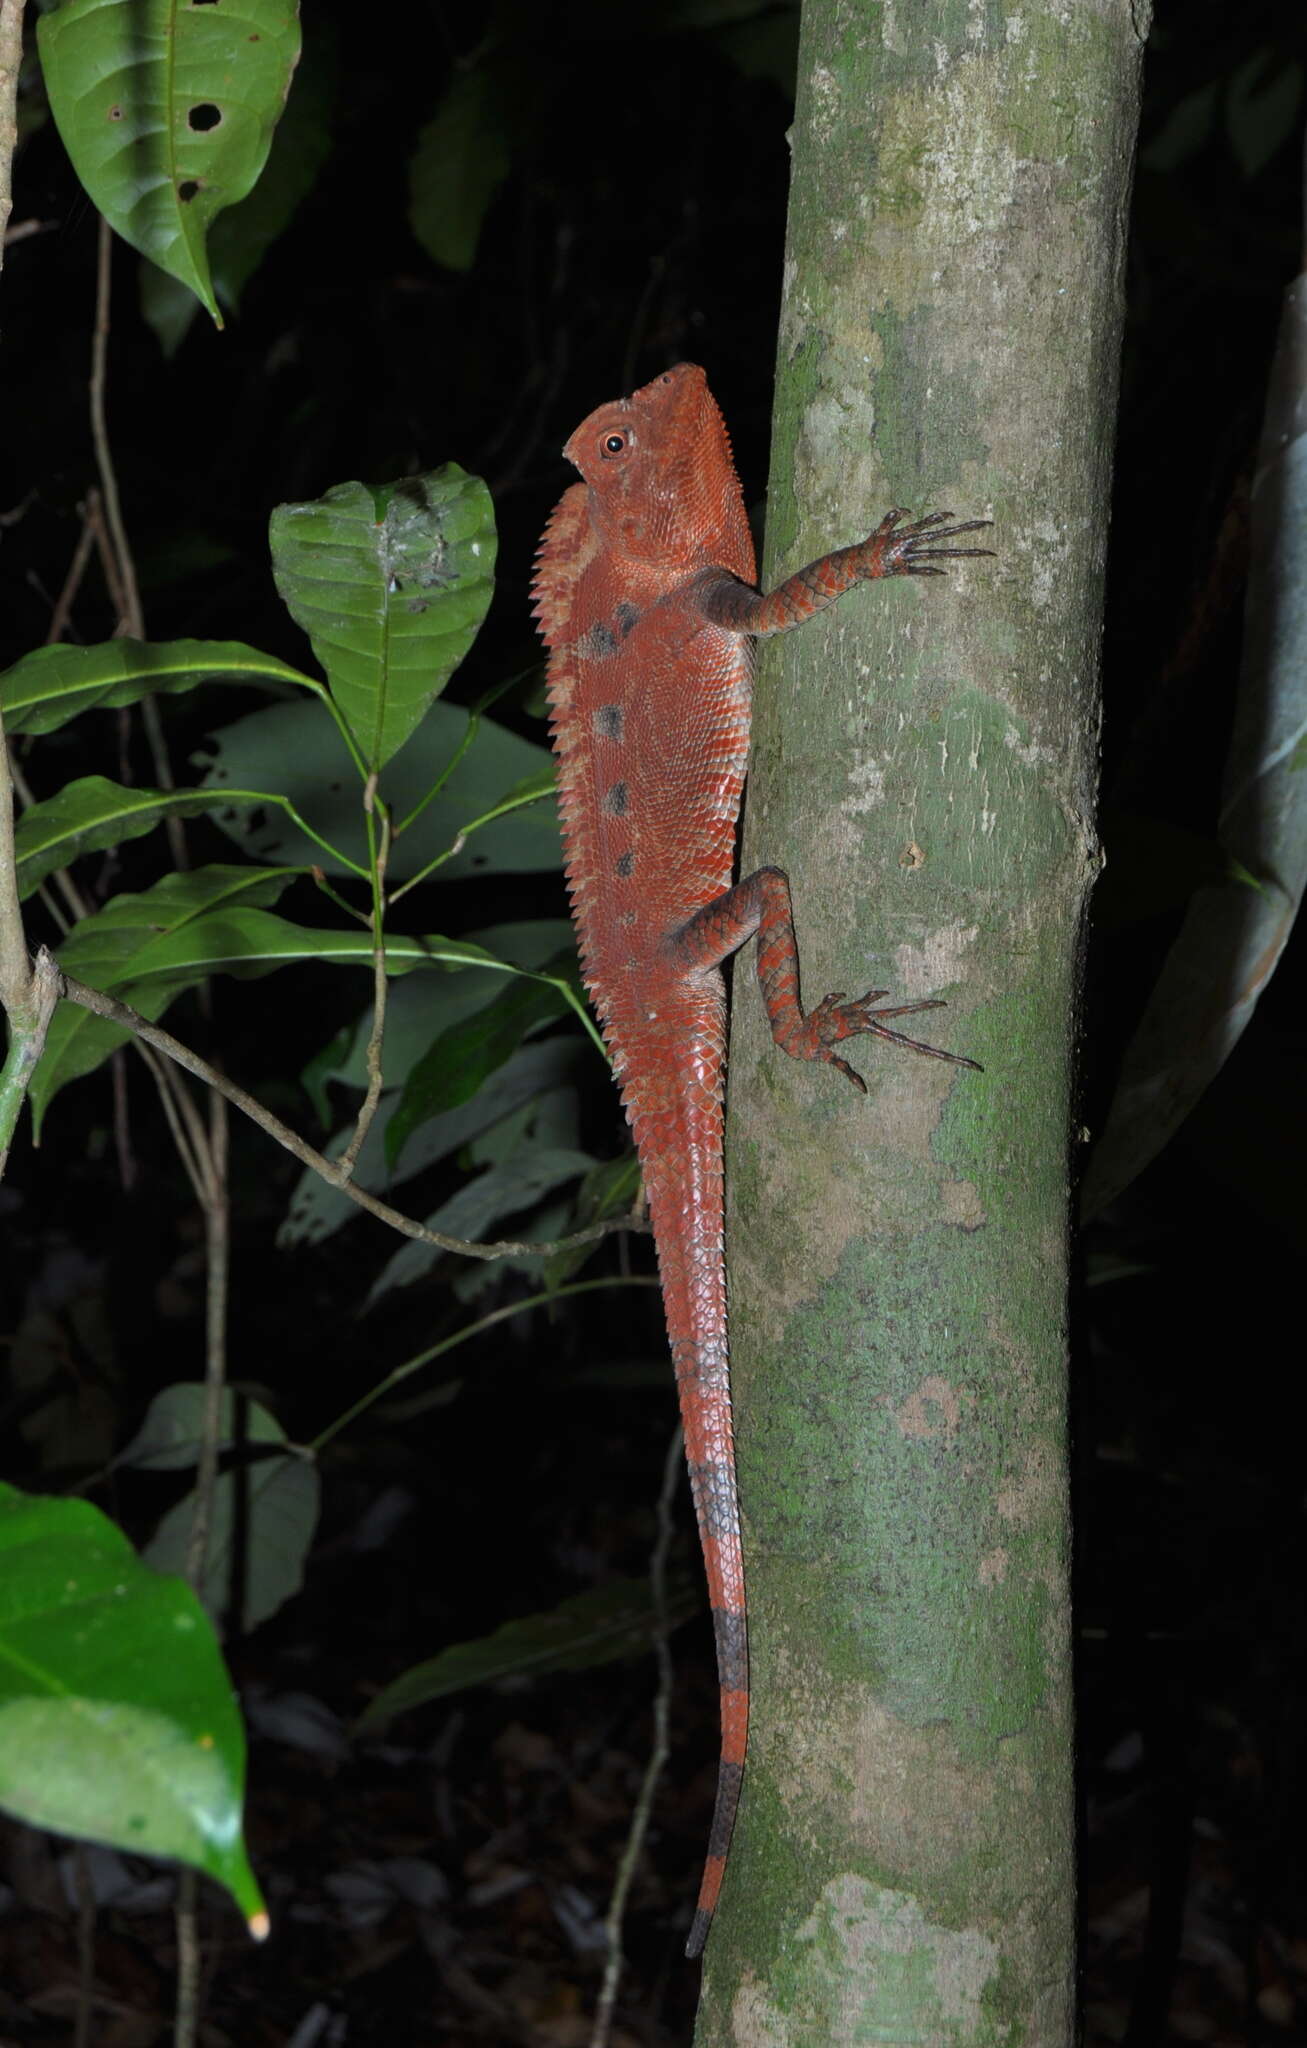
[{"xmin": 532, "ymin": 363, "xmax": 987, "ymax": 1957}]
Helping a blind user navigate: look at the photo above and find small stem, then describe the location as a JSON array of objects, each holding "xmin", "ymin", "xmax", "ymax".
[
  {"xmin": 46, "ymin": 497, "xmax": 99, "ymax": 645},
  {"xmin": 90, "ymin": 216, "xmax": 143, "ymax": 637},
  {"xmin": 309, "ymin": 1274, "xmax": 660, "ymax": 1454},
  {"xmin": 186, "ymin": 1087, "xmax": 229, "ymax": 1587},
  {"xmin": 73, "ymin": 1843, "xmax": 95, "ymax": 2048},
  {"xmin": 337, "ymin": 786, "xmax": 390, "ymax": 1178},
  {"xmin": 174, "ymin": 1867, "xmax": 200, "ymax": 2048}
]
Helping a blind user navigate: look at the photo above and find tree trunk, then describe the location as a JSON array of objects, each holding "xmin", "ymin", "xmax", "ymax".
[{"xmin": 698, "ymin": 4, "xmax": 1149, "ymax": 2039}]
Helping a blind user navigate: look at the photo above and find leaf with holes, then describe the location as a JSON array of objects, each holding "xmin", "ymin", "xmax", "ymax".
[
  {"xmin": 37, "ymin": 0, "xmax": 301, "ymax": 324},
  {"xmin": 269, "ymin": 469, "xmax": 496, "ymax": 771},
  {"xmin": 140, "ymin": 25, "xmax": 336, "ymax": 351},
  {"xmin": 0, "ymin": 1482, "xmax": 266, "ymax": 1933}
]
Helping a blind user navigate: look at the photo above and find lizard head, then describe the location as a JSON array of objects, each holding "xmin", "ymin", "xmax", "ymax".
[{"xmin": 562, "ymin": 362, "xmax": 754, "ymax": 579}]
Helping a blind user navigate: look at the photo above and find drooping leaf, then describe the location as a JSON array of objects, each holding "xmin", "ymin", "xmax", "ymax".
[
  {"xmin": 0, "ymin": 1482, "xmax": 266, "ymax": 1934},
  {"xmin": 1225, "ymin": 52, "xmax": 1303, "ymax": 182},
  {"xmin": 408, "ymin": 66, "xmax": 512, "ymax": 273},
  {"xmin": 280, "ymin": 1039, "xmax": 583, "ymax": 1249},
  {"xmin": 301, "ymin": 921, "xmax": 575, "ymax": 1098},
  {"xmin": 386, "ymin": 952, "xmax": 579, "ymax": 1167},
  {"xmin": 36, "ymin": 869, "xmax": 535, "ymax": 1133},
  {"xmin": 544, "ymin": 1150, "xmax": 644, "ymax": 1288},
  {"xmin": 37, "ymin": 0, "xmax": 301, "ymax": 324},
  {"xmin": 0, "ymin": 638, "xmax": 319, "ymax": 738},
  {"xmin": 367, "ymin": 1145, "xmax": 594, "ymax": 1303},
  {"xmin": 1083, "ymin": 268, "xmax": 1307, "ymax": 1214},
  {"xmin": 198, "ymin": 696, "xmax": 559, "ymax": 880},
  {"xmin": 32, "ymin": 865, "xmax": 300, "ymax": 1136},
  {"xmin": 121, "ymin": 1388, "xmax": 319, "ymax": 1635},
  {"xmin": 269, "ymin": 469, "xmax": 496, "ymax": 770},
  {"xmin": 12, "ymin": 776, "xmax": 356, "ymax": 898},
  {"xmin": 140, "ymin": 27, "xmax": 336, "ymax": 351},
  {"xmin": 356, "ymin": 1575, "xmax": 699, "ymax": 1731}
]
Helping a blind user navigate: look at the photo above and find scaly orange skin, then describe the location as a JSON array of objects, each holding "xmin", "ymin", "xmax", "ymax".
[{"xmin": 533, "ymin": 363, "xmax": 987, "ymax": 1958}]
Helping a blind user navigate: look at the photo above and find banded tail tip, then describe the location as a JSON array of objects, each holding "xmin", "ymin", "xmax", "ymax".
[{"xmin": 685, "ymin": 1905, "xmax": 712, "ymax": 1958}]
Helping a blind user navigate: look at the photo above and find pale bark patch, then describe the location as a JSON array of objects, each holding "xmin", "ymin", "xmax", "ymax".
[{"xmin": 729, "ymin": 1877, "xmax": 1000, "ymax": 2045}]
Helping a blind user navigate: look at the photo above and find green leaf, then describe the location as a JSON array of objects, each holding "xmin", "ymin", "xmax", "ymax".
[
  {"xmin": 37, "ymin": 0, "xmax": 301, "ymax": 325},
  {"xmin": 1140, "ymin": 80, "xmax": 1218, "ymax": 172},
  {"xmin": 0, "ymin": 1481, "xmax": 266, "ymax": 1933},
  {"xmin": 13, "ymin": 775, "xmax": 358, "ymax": 899},
  {"xmin": 36, "ymin": 867, "xmax": 519, "ymax": 1132},
  {"xmin": 1226, "ymin": 53, "xmax": 1303, "ymax": 181},
  {"xmin": 367, "ymin": 1145, "xmax": 594, "ymax": 1302},
  {"xmin": 121, "ymin": 1388, "xmax": 319, "ymax": 1635},
  {"xmin": 0, "ymin": 638, "xmax": 320, "ymax": 737},
  {"xmin": 282, "ymin": 1037, "xmax": 583, "ymax": 1247},
  {"xmin": 1083, "ymin": 271, "xmax": 1307, "ymax": 1215},
  {"xmin": 408, "ymin": 66, "xmax": 512, "ymax": 273},
  {"xmin": 32, "ymin": 864, "xmax": 299, "ymax": 1136},
  {"xmin": 269, "ymin": 469, "xmax": 496, "ymax": 770},
  {"xmin": 386, "ymin": 954, "xmax": 578, "ymax": 1167},
  {"xmin": 545, "ymin": 1150, "xmax": 644, "ymax": 1288},
  {"xmin": 356, "ymin": 1576, "xmax": 699, "ymax": 1731},
  {"xmin": 304, "ymin": 920, "xmax": 576, "ymax": 1096},
  {"xmin": 139, "ymin": 27, "xmax": 336, "ymax": 350},
  {"xmin": 198, "ymin": 696, "xmax": 560, "ymax": 880}
]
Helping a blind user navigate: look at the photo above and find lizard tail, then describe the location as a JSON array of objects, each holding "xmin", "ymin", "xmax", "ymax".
[{"xmin": 627, "ymin": 1037, "xmax": 748, "ymax": 1961}]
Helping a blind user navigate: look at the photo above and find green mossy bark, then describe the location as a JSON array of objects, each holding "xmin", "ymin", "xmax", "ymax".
[{"xmin": 698, "ymin": 3, "xmax": 1149, "ymax": 2040}]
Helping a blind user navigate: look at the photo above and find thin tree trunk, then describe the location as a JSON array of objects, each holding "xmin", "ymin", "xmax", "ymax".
[{"xmin": 699, "ymin": 4, "xmax": 1149, "ymax": 2039}]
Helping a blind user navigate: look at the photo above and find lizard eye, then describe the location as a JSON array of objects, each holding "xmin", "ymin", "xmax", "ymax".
[{"xmin": 600, "ymin": 431, "xmax": 630, "ymax": 458}]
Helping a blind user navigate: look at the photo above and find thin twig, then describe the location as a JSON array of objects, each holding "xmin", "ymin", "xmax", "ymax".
[
  {"xmin": 73, "ymin": 1843, "xmax": 95, "ymax": 2048},
  {"xmin": 85, "ymin": 468, "xmax": 131, "ymax": 629},
  {"xmin": 134, "ymin": 1039, "xmax": 213, "ymax": 1210},
  {"xmin": 589, "ymin": 1423, "xmax": 683, "ymax": 2048},
  {"xmin": 174, "ymin": 1868, "xmax": 200, "ymax": 2048},
  {"xmin": 90, "ymin": 217, "xmax": 189, "ymax": 865},
  {"xmin": 5, "ymin": 744, "xmax": 93, "ymax": 930},
  {"xmin": 174, "ymin": 1090, "xmax": 230, "ymax": 2048},
  {"xmin": 309, "ymin": 1274, "xmax": 660, "ymax": 1454},
  {"xmin": 90, "ymin": 216, "xmax": 143, "ymax": 637},
  {"xmin": 45, "ymin": 497, "xmax": 99, "ymax": 645},
  {"xmin": 3, "ymin": 215, "xmax": 53, "ymax": 247},
  {"xmin": 110, "ymin": 1049, "xmax": 136, "ymax": 1191},
  {"xmin": 186, "ymin": 1086, "xmax": 229, "ymax": 1586},
  {"xmin": 57, "ymin": 968, "xmax": 647, "ymax": 1262},
  {"xmin": 337, "ymin": 786, "xmax": 390, "ymax": 1178}
]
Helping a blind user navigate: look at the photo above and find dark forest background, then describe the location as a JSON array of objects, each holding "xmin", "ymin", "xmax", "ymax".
[{"xmin": 2, "ymin": 1, "xmax": 1306, "ymax": 2041}]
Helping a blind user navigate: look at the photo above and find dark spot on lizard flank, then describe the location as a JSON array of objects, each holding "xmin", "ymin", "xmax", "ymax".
[
  {"xmin": 578, "ymin": 621, "xmax": 618, "ymax": 659},
  {"xmin": 594, "ymin": 703, "xmax": 623, "ymax": 741},
  {"xmin": 603, "ymin": 780, "xmax": 628, "ymax": 816},
  {"xmin": 614, "ymin": 599, "xmax": 640, "ymax": 637},
  {"xmin": 618, "ymin": 908, "xmax": 637, "ymax": 926},
  {"xmin": 615, "ymin": 850, "xmax": 635, "ymax": 878}
]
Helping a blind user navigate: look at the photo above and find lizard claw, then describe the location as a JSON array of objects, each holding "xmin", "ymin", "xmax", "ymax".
[
  {"xmin": 868, "ymin": 509, "xmax": 995, "ymax": 579},
  {"xmin": 800, "ymin": 988, "xmax": 982, "ymax": 1075}
]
